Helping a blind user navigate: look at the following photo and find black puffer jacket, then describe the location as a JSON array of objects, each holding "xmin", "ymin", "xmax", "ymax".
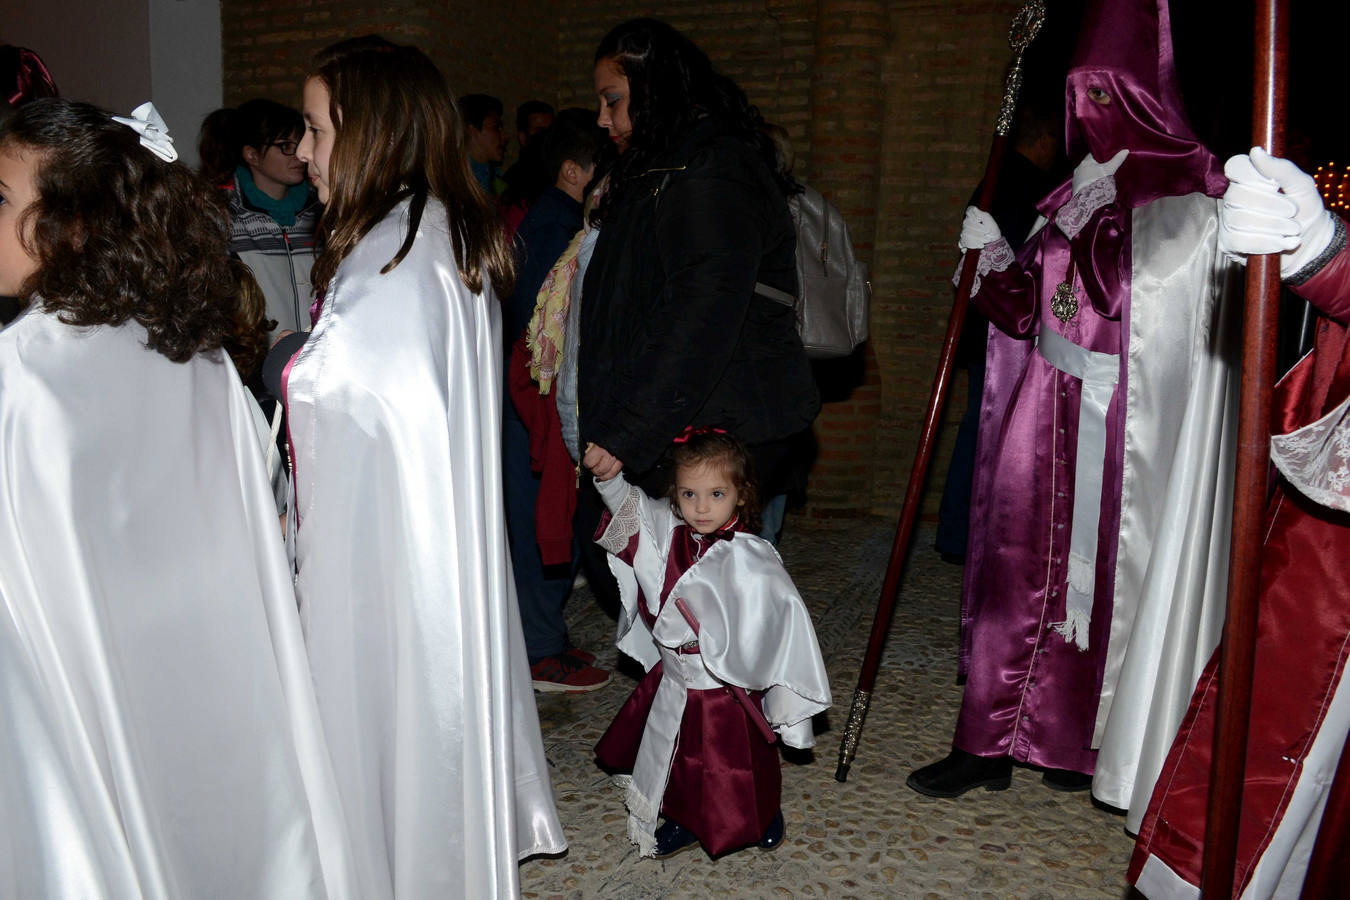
[{"xmin": 579, "ymin": 118, "xmax": 820, "ymax": 476}]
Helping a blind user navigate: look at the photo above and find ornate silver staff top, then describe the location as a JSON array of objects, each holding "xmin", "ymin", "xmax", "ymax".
[{"xmin": 995, "ymin": 0, "xmax": 1048, "ymax": 136}]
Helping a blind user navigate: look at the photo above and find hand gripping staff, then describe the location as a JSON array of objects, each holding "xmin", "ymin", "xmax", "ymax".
[
  {"xmin": 1201, "ymin": 0, "xmax": 1288, "ymax": 894},
  {"xmin": 834, "ymin": 1, "xmax": 1046, "ymax": 783}
]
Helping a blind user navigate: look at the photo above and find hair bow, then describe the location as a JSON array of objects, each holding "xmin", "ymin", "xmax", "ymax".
[
  {"xmin": 111, "ymin": 102, "xmax": 178, "ymax": 162},
  {"xmin": 672, "ymin": 425, "xmax": 727, "ymax": 444}
]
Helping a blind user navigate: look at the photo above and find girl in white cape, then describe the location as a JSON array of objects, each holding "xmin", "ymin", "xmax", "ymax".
[
  {"xmin": 282, "ymin": 36, "xmax": 566, "ymax": 898},
  {"xmin": 0, "ymin": 99, "xmax": 352, "ymax": 898}
]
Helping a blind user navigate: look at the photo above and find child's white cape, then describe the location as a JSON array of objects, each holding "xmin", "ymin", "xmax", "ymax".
[{"xmin": 596, "ymin": 476, "xmax": 832, "ymax": 854}]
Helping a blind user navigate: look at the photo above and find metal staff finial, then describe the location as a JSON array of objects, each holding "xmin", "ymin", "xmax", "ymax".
[{"xmin": 996, "ymin": 0, "xmax": 1047, "ymax": 136}]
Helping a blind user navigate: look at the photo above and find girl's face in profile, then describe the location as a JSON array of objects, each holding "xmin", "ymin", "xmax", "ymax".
[
  {"xmin": 297, "ymin": 77, "xmax": 336, "ymax": 204},
  {"xmin": 0, "ymin": 144, "xmax": 39, "ymax": 297},
  {"xmin": 674, "ymin": 461, "xmax": 742, "ymax": 535},
  {"xmin": 593, "ymin": 56, "xmax": 632, "ymax": 152}
]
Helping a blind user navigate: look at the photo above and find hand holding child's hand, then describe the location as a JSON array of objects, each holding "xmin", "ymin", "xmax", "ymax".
[{"xmin": 583, "ymin": 442, "xmax": 623, "ymax": 481}]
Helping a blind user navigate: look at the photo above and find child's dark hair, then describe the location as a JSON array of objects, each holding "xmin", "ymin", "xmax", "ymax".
[
  {"xmin": 1, "ymin": 98, "xmax": 237, "ymax": 362},
  {"xmin": 668, "ymin": 429, "xmax": 761, "ymax": 534},
  {"xmin": 539, "ymin": 108, "xmax": 607, "ymax": 184},
  {"xmin": 223, "ymin": 260, "xmax": 276, "ymax": 380}
]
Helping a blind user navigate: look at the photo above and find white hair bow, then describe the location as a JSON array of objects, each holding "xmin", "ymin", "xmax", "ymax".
[{"xmin": 111, "ymin": 102, "xmax": 178, "ymax": 162}]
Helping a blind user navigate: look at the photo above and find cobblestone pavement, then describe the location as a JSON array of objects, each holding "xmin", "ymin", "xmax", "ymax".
[{"xmin": 523, "ymin": 515, "xmax": 1136, "ymax": 899}]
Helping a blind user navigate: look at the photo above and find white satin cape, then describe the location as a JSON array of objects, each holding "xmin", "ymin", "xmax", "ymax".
[
  {"xmin": 594, "ymin": 475, "xmax": 831, "ymax": 854},
  {"xmin": 0, "ymin": 310, "xmax": 353, "ymax": 898},
  {"xmin": 284, "ymin": 198, "xmax": 566, "ymax": 898},
  {"xmin": 1088, "ymin": 193, "xmax": 1241, "ymax": 828}
]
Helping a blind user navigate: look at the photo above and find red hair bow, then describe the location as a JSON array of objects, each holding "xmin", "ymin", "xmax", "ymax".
[{"xmin": 672, "ymin": 425, "xmax": 727, "ymax": 444}]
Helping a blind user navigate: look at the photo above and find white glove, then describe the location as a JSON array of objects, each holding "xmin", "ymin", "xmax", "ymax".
[
  {"xmin": 1071, "ymin": 148, "xmax": 1129, "ymax": 196},
  {"xmin": 958, "ymin": 206, "xmax": 1001, "ymax": 252},
  {"xmin": 1220, "ymin": 147, "xmax": 1336, "ymax": 278}
]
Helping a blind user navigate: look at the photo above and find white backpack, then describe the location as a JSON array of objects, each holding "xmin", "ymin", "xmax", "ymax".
[{"xmin": 756, "ymin": 183, "xmax": 871, "ymax": 359}]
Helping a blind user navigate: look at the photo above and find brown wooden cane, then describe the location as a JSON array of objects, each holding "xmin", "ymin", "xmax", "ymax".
[
  {"xmin": 1199, "ymin": 0, "xmax": 1288, "ymax": 894},
  {"xmin": 834, "ymin": 1, "xmax": 1046, "ymax": 782}
]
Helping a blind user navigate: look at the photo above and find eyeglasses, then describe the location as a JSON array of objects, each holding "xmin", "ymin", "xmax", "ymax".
[{"xmin": 267, "ymin": 140, "xmax": 300, "ymax": 156}]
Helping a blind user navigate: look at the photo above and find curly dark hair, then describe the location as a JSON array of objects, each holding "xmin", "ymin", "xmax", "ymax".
[
  {"xmin": 667, "ymin": 429, "xmax": 762, "ymax": 534},
  {"xmin": 2, "ymin": 98, "xmax": 237, "ymax": 362},
  {"xmin": 593, "ymin": 18, "xmax": 795, "ymax": 222}
]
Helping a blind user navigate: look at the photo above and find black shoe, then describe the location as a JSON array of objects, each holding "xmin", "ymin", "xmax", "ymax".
[
  {"xmin": 938, "ymin": 550, "xmax": 967, "ymax": 566},
  {"xmin": 906, "ymin": 749, "xmax": 1012, "ymax": 798},
  {"xmin": 652, "ymin": 819, "xmax": 699, "ymax": 859},
  {"xmin": 757, "ymin": 809, "xmax": 785, "ymax": 850},
  {"xmin": 1042, "ymin": 768, "xmax": 1092, "ymax": 792}
]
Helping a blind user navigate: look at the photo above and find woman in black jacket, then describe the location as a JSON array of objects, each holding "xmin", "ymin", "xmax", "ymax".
[{"xmin": 579, "ymin": 18, "xmax": 819, "ymax": 495}]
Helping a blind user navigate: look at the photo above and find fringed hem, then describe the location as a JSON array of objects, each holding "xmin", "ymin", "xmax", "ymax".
[
  {"xmin": 625, "ymin": 779, "xmax": 661, "ymax": 825},
  {"xmin": 628, "ymin": 814, "xmax": 658, "ymax": 857},
  {"xmin": 1052, "ymin": 607, "xmax": 1091, "ymax": 651}
]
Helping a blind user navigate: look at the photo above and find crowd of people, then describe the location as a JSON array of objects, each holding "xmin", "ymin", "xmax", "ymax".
[
  {"xmin": 1, "ymin": 0, "xmax": 1348, "ymax": 895},
  {"xmin": 0, "ymin": 18, "xmax": 830, "ymax": 897}
]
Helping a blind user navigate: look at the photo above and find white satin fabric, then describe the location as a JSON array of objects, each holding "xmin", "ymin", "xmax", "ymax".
[
  {"xmin": 1035, "ymin": 328, "xmax": 1120, "ymax": 650},
  {"xmin": 1090, "ymin": 194, "xmax": 1241, "ymax": 828},
  {"xmin": 594, "ymin": 475, "xmax": 831, "ymax": 855},
  {"xmin": 0, "ymin": 310, "xmax": 353, "ymax": 898},
  {"xmin": 284, "ymin": 198, "xmax": 566, "ymax": 898}
]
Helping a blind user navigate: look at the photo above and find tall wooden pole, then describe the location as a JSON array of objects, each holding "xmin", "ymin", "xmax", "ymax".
[
  {"xmin": 1200, "ymin": 0, "xmax": 1288, "ymax": 894},
  {"xmin": 835, "ymin": 0, "xmax": 1046, "ymax": 782}
]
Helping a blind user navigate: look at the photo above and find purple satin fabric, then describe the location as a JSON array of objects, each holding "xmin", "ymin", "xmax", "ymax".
[
  {"xmin": 955, "ymin": 203, "xmax": 1132, "ymax": 774},
  {"xmin": 1063, "ymin": 0, "xmax": 1224, "ymax": 208}
]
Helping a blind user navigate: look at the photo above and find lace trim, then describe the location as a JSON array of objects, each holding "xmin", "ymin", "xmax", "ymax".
[
  {"xmin": 1287, "ymin": 216, "xmax": 1347, "ymax": 287},
  {"xmin": 1270, "ymin": 391, "xmax": 1350, "ymax": 513},
  {"xmin": 1055, "ymin": 176, "xmax": 1117, "ymax": 239},
  {"xmin": 596, "ymin": 483, "xmax": 643, "ymax": 554},
  {"xmin": 952, "ymin": 237, "xmax": 1015, "ymax": 297}
]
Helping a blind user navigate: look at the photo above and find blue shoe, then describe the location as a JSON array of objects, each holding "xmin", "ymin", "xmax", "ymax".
[
  {"xmin": 758, "ymin": 809, "xmax": 785, "ymax": 850},
  {"xmin": 652, "ymin": 819, "xmax": 699, "ymax": 859}
]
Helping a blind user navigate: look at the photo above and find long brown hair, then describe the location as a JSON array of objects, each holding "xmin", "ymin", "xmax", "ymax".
[
  {"xmin": 307, "ymin": 36, "xmax": 513, "ymax": 299},
  {"xmin": 2, "ymin": 99, "xmax": 236, "ymax": 362}
]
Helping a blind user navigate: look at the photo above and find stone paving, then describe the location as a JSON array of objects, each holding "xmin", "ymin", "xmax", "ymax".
[{"xmin": 523, "ymin": 515, "xmax": 1136, "ymax": 899}]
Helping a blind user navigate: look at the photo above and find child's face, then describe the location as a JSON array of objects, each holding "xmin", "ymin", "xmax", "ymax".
[
  {"xmin": 0, "ymin": 145, "xmax": 40, "ymax": 297},
  {"xmin": 675, "ymin": 462, "xmax": 742, "ymax": 535},
  {"xmin": 297, "ymin": 77, "xmax": 336, "ymax": 205}
]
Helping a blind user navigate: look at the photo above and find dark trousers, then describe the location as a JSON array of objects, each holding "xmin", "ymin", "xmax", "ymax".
[
  {"xmin": 503, "ymin": 401, "xmax": 574, "ymax": 662},
  {"xmin": 936, "ymin": 359, "xmax": 984, "ymax": 558}
]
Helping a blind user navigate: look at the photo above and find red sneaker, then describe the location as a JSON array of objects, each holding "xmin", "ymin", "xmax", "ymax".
[
  {"xmin": 531, "ymin": 653, "xmax": 611, "ymax": 693},
  {"xmin": 564, "ymin": 645, "xmax": 597, "ymax": 666}
]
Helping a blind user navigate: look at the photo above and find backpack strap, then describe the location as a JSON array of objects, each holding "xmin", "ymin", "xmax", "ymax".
[{"xmin": 753, "ymin": 281, "xmax": 795, "ymax": 307}]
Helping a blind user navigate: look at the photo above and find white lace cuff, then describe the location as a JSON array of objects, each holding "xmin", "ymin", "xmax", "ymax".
[
  {"xmin": 952, "ymin": 237, "xmax": 1015, "ymax": 297},
  {"xmin": 1055, "ymin": 176, "xmax": 1117, "ymax": 239},
  {"xmin": 1270, "ymin": 391, "xmax": 1350, "ymax": 513},
  {"xmin": 596, "ymin": 483, "xmax": 644, "ymax": 554}
]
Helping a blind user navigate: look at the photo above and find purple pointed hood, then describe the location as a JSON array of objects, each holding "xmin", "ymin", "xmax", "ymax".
[{"xmin": 1060, "ymin": 0, "xmax": 1225, "ymax": 209}]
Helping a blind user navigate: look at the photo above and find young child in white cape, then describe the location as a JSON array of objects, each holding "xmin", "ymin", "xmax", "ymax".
[{"xmin": 590, "ymin": 427, "xmax": 831, "ymax": 859}]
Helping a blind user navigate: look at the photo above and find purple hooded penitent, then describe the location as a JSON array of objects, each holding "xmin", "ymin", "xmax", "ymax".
[{"xmin": 949, "ymin": 0, "xmax": 1238, "ymax": 821}]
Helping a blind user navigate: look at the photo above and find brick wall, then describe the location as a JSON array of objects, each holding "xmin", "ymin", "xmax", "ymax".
[
  {"xmin": 221, "ymin": 0, "xmax": 558, "ymax": 149},
  {"xmin": 219, "ymin": 0, "xmax": 1030, "ymax": 518}
]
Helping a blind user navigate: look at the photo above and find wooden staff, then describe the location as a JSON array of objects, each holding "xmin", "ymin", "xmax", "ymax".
[
  {"xmin": 1200, "ymin": 0, "xmax": 1288, "ymax": 894},
  {"xmin": 834, "ymin": 0, "xmax": 1046, "ymax": 783}
]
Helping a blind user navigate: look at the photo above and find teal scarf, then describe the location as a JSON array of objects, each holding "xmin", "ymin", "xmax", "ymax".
[{"xmin": 236, "ymin": 165, "xmax": 311, "ymax": 227}]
